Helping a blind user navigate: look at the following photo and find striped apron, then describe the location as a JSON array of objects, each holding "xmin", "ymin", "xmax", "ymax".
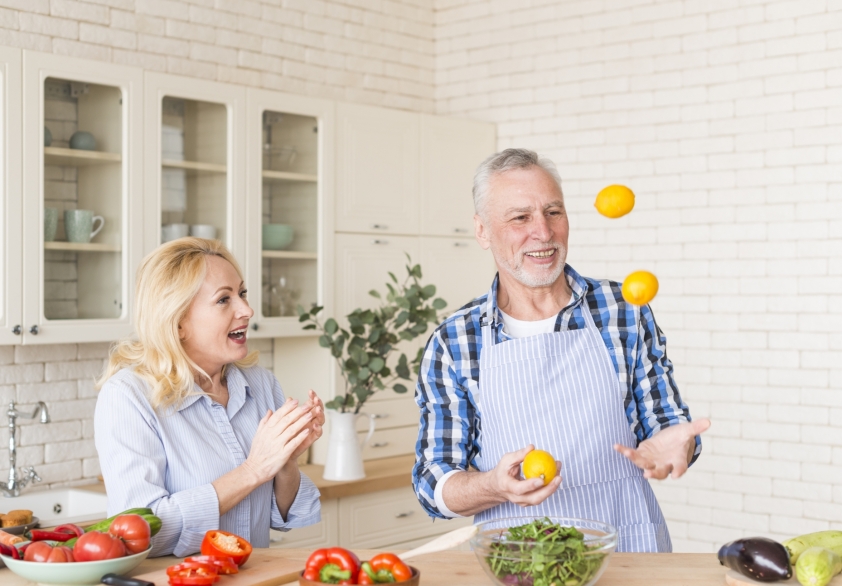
[{"xmin": 473, "ymin": 302, "xmax": 672, "ymax": 552}]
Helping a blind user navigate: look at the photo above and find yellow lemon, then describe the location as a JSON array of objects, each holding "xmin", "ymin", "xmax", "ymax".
[
  {"xmin": 622, "ymin": 270, "xmax": 659, "ymax": 306},
  {"xmin": 522, "ymin": 449, "xmax": 557, "ymax": 486},
  {"xmin": 594, "ymin": 184, "xmax": 635, "ymax": 218}
]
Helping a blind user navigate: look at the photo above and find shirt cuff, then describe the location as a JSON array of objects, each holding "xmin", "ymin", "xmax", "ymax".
[
  {"xmin": 270, "ymin": 471, "xmax": 322, "ymax": 531},
  {"xmin": 168, "ymin": 483, "xmax": 220, "ymax": 557},
  {"xmin": 434, "ymin": 470, "xmax": 465, "ymax": 518}
]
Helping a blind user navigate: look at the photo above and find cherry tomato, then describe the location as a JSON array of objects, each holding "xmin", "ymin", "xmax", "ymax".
[
  {"xmin": 108, "ymin": 514, "xmax": 151, "ymax": 554},
  {"xmin": 185, "ymin": 555, "xmax": 239, "ymax": 575},
  {"xmin": 23, "ymin": 542, "xmax": 75, "ymax": 563},
  {"xmin": 73, "ymin": 530, "xmax": 127, "ymax": 561},
  {"xmin": 200, "ymin": 530, "xmax": 252, "ymax": 567}
]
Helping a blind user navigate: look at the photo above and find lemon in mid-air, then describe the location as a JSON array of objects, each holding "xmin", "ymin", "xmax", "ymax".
[
  {"xmin": 522, "ymin": 449, "xmax": 557, "ymax": 486},
  {"xmin": 622, "ymin": 270, "xmax": 659, "ymax": 306},
  {"xmin": 594, "ymin": 184, "xmax": 635, "ymax": 218}
]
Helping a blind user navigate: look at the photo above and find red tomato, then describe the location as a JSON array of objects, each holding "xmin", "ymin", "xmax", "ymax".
[
  {"xmin": 200, "ymin": 530, "xmax": 252, "ymax": 567},
  {"xmin": 73, "ymin": 531, "xmax": 127, "ymax": 562},
  {"xmin": 184, "ymin": 555, "xmax": 239, "ymax": 575},
  {"xmin": 23, "ymin": 542, "xmax": 75, "ymax": 563},
  {"xmin": 108, "ymin": 514, "xmax": 151, "ymax": 554}
]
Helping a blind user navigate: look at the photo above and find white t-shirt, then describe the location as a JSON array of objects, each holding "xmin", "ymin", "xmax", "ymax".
[{"xmin": 433, "ymin": 308, "xmax": 559, "ymax": 517}]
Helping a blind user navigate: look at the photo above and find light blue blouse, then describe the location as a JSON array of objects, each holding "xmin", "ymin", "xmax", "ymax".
[{"xmin": 94, "ymin": 364, "xmax": 321, "ymax": 557}]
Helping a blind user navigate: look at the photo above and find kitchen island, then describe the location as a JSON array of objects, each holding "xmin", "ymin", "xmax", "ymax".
[{"xmin": 0, "ymin": 549, "xmax": 730, "ymax": 585}]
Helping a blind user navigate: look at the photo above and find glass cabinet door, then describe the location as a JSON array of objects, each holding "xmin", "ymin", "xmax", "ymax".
[
  {"xmin": 0, "ymin": 47, "xmax": 21, "ymax": 345},
  {"xmin": 245, "ymin": 89, "xmax": 333, "ymax": 337},
  {"xmin": 23, "ymin": 52, "xmax": 142, "ymax": 344},
  {"xmin": 144, "ymin": 73, "xmax": 246, "ymax": 258}
]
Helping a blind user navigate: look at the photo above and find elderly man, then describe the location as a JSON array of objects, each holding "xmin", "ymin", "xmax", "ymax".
[{"xmin": 412, "ymin": 148, "xmax": 710, "ymax": 552}]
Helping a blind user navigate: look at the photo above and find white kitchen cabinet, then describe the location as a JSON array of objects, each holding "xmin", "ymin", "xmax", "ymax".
[
  {"xmin": 420, "ymin": 114, "xmax": 495, "ymax": 237},
  {"xmin": 20, "ymin": 52, "xmax": 143, "ymax": 344},
  {"xmin": 270, "ymin": 498, "xmax": 339, "ymax": 549},
  {"xmin": 419, "ymin": 236, "xmax": 497, "ymax": 316},
  {"xmin": 0, "ymin": 47, "xmax": 21, "ymax": 345},
  {"xmin": 143, "ymin": 72, "xmax": 247, "ymax": 260},
  {"xmin": 245, "ymin": 88, "xmax": 334, "ymax": 338},
  {"xmin": 335, "ymin": 103, "xmax": 420, "ymax": 236}
]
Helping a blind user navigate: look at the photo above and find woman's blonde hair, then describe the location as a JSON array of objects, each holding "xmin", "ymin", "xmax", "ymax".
[{"xmin": 97, "ymin": 237, "xmax": 259, "ymax": 410}]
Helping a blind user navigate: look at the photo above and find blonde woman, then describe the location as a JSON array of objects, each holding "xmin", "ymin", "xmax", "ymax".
[{"xmin": 95, "ymin": 238, "xmax": 324, "ymax": 557}]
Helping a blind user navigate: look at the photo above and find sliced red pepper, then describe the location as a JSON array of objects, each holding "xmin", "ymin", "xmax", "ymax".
[
  {"xmin": 185, "ymin": 555, "xmax": 239, "ymax": 575},
  {"xmin": 200, "ymin": 530, "xmax": 252, "ymax": 567},
  {"xmin": 303, "ymin": 547, "xmax": 360, "ymax": 585},
  {"xmin": 358, "ymin": 553, "xmax": 413, "ymax": 584},
  {"xmin": 167, "ymin": 562, "xmax": 218, "ymax": 576},
  {"xmin": 28, "ymin": 529, "xmax": 76, "ymax": 542},
  {"xmin": 55, "ymin": 523, "xmax": 85, "ymax": 538},
  {"xmin": 167, "ymin": 561, "xmax": 219, "ymax": 586}
]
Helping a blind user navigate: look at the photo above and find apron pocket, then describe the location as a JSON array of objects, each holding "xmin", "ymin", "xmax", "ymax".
[{"xmin": 616, "ymin": 522, "xmax": 671, "ymax": 553}]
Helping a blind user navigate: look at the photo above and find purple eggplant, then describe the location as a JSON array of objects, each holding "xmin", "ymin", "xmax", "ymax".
[{"xmin": 718, "ymin": 537, "xmax": 793, "ymax": 582}]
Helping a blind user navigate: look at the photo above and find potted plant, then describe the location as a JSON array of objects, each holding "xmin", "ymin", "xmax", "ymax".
[{"xmin": 297, "ymin": 255, "xmax": 447, "ymax": 480}]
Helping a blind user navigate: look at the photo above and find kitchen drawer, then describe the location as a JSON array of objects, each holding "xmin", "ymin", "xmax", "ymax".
[
  {"xmin": 356, "ymin": 395, "xmax": 420, "ymax": 432},
  {"xmin": 359, "ymin": 425, "xmax": 418, "ymax": 461},
  {"xmin": 391, "ymin": 518, "xmax": 475, "ymax": 551},
  {"xmin": 338, "ymin": 487, "xmax": 445, "ymax": 548},
  {"xmin": 269, "ymin": 498, "xmax": 339, "ymax": 549}
]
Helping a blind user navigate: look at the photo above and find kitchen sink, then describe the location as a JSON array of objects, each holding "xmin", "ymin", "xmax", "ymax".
[{"xmin": 0, "ymin": 488, "xmax": 108, "ymax": 527}]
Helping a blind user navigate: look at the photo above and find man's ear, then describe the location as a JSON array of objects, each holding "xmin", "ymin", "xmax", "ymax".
[{"xmin": 474, "ymin": 214, "xmax": 491, "ymax": 250}]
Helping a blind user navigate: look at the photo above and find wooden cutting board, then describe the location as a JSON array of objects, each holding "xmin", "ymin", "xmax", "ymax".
[
  {"xmin": 132, "ymin": 549, "xmax": 304, "ymax": 586},
  {"xmin": 725, "ymin": 569, "xmax": 842, "ymax": 585}
]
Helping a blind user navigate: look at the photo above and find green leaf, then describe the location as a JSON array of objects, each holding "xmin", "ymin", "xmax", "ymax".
[
  {"xmin": 358, "ymin": 367, "xmax": 370, "ymax": 380},
  {"xmin": 302, "ymin": 324, "xmax": 317, "ymax": 330},
  {"xmin": 296, "ymin": 305, "xmax": 307, "ymax": 317},
  {"xmin": 393, "ymin": 383, "xmax": 408, "ymax": 394},
  {"xmin": 311, "ymin": 305, "xmax": 324, "ymax": 315},
  {"xmin": 298, "ymin": 313, "xmax": 310, "ymax": 323},
  {"xmin": 331, "ymin": 343, "xmax": 343, "ymax": 358},
  {"xmin": 368, "ymin": 328, "xmax": 381, "ymax": 344},
  {"xmin": 325, "ymin": 318, "xmax": 338, "ymax": 335},
  {"xmin": 388, "ymin": 271, "xmax": 398, "ymax": 283},
  {"xmin": 421, "ymin": 284, "xmax": 436, "ymax": 298},
  {"xmin": 318, "ymin": 334, "xmax": 332, "ymax": 348},
  {"xmin": 412, "ymin": 264, "xmax": 422, "ymax": 278},
  {"xmin": 368, "ymin": 289, "xmax": 381, "ymax": 299},
  {"xmin": 395, "ymin": 310, "xmax": 409, "ymax": 327},
  {"xmin": 351, "ymin": 324, "xmax": 365, "ymax": 335},
  {"xmin": 368, "ymin": 356, "xmax": 385, "ymax": 374}
]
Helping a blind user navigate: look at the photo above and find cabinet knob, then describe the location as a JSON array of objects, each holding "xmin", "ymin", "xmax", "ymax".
[
  {"xmin": 453, "ymin": 242, "xmax": 468, "ymax": 248},
  {"xmin": 12, "ymin": 325, "xmax": 21, "ymax": 335},
  {"xmin": 371, "ymin": 441, "xmax": 389, "ymax": 448},
  {"xmin": 371, "ymin": 224, "xmax": 388, "ymax": 230},
  {"xmin": 372, "ymin": 239, "xmax": 389, "ymax": 245},
  {"xmin": 453, "ymin": 228, "xmax": 468, "ymax": 234},
  {"xmin": 395, "ymin": 511, "xmax": 414, "ymax": 519},
  {"xmin": 29, "ymin": 325, "xmax": 39, "ymax": 335},
  {"xmin": 251, "ymin": 323, "xmax": 259, "ymax": 331}
]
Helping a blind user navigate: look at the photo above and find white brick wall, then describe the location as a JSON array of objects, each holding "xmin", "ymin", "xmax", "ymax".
[{"xmin": 436, "ymin": 0, "xmax": 842, "ymax": 553}]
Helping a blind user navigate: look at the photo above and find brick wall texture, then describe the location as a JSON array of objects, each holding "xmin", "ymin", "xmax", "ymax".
[
  {"xmin": 435, "ymin": 0, "xmax": 842, "ymax": 552},
  {"xmin": 0, "ymin": 0, "xmax": 840, "ymax": 553}
]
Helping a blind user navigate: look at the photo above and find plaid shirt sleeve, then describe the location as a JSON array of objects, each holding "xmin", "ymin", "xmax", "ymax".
[
  {"xmin": 633, "ymin": 301, "xmax": 702, "ymax": 464},
  {"xmin": 412, "ymin": 308, "xmax": 483, "ymax": 519}
]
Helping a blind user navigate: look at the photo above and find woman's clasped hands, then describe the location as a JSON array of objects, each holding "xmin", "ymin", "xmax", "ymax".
[{"xmin": 245, "ymin": 389, "xmax": 325, "ymax": 483}]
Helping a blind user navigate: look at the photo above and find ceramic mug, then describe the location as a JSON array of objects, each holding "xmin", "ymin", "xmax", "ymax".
[
  {"xmin": 190, "ymin": 224, "xmax": 217, "ymax": 239},
  {"xmin": 64, "ymin": 209, "xmax": 104, "ymax": 243},
  {"xmin": 161, "ymin": 223, "xmax": 189, "ymax": 243},
  {"xmin": 44, "ymin": 207, "xmax": 58, "ymax": 242}
]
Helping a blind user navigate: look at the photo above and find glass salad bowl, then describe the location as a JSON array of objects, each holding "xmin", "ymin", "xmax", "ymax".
[{"xmin": 470, "ymin": 516, "xmax": 617, "ymax": 586}]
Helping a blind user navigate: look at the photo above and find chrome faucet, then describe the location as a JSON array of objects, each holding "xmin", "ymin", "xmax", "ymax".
[{"xmin": 1, "ymin": 401, "xmax": 49, "ymax": 497}]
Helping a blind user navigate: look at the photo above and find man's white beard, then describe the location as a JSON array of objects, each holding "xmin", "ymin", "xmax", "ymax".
[{"xmin": 494, "ymin": 242, "xmax": 567, "ymax": 288}]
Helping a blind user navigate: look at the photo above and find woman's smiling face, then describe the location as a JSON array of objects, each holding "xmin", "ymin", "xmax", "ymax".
[{"xmin": 179, "ymin": 255, "xmax": 254, "ymax": 377}]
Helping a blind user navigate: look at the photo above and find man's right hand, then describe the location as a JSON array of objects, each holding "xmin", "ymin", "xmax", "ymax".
[
  {"xmin": 441, "ymin": 445, "xmax": 562, "ymax": 516},
  {"xmin": 488, "ymin": 445, "xmax": 562, "ymax": 507}
]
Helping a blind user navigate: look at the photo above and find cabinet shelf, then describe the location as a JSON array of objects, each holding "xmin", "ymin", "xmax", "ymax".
[
  {"xmin": 44, "ymin": 241, "xmax": 121, "ymax": 252},
  {"xmin": 262, "ymin": 170, "xmax": 317, "ymax": 183},
  {"xmin": 162, "ymin": 159, "xmax": 227, "ymax": 175},
  {"xmin": 44, "ymin": 147, "xmax": 122, "ymax": 167},
  {"xmin": 261, "ymin": 250, "xmax": 318, "ymax": 260}
]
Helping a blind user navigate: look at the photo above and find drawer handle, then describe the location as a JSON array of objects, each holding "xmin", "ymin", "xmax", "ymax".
[
  {"xmin": 395, "ymin": 511, "xmax": 414, "ymax": 519},
  {"xmin": 371, "ymin": 224, "xmax": 388, "ymax": 230},
  {"xmin": 371, "ymin": 441, "xmax": 389, "ymax": 448},
  {"xmin": 372, "ymin": 239, "xmax": 389, "ymax": 245},
  {"xmin": 453, "ymin": 242, "xmax": 468, "ymax": 248},
  {"xmin": 453, "ymin": 228, "xmax": 468, "ymax": 234},
  {"xmin": 372, "ymin": 413, "xmax": 389, "ymax": 419}
]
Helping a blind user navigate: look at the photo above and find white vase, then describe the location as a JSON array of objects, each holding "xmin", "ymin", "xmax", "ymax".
[{"xmin": 322, "ymin": 410, "xmax": 376, "ymax": 481}]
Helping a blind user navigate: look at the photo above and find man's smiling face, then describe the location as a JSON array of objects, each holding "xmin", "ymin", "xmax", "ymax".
[{"xmin": 475, "ymin": 165, "xmax": 569, "ymax": 289}]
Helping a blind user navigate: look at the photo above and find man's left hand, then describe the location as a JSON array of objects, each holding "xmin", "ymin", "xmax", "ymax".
[{"xmin": 613, "ymin": 418, "xmax": 711, "ymax": 480}]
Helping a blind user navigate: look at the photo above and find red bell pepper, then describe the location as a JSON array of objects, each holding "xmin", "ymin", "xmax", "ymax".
[
  {"xmin": 303, "ymin": 547, "xmax": 360, "ymax": 585},
  {"xmin": 200, "ymin": 530, "xmax": 252, "ymax": 567},
  {"xmin": 357, "ymin": 553, "xmax": 412, "ymax": 584},
  {"xmin": 167, "ymin": 561, "xmax": 220, "ymax": 586},
  {"xmin": 185, "ymin": 555, "xmax": 239, "ymax": 575}
]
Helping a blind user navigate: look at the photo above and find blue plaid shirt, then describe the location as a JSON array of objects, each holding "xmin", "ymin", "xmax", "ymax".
[{"xmin": 412, "ymin": 264, "xmax": 701, "ymax": 519}]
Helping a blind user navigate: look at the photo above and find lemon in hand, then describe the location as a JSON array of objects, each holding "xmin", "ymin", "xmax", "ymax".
[
  {"xmin": 522, "ymin": 449, "xmax": 557, "ymax": 486},
  {"xmin": 622, "ymin": 270, "xmax": 659, "ymax": 305},
  {"xmin": 594, "ymin": 184, "xmax": 635, "ymax": 218}
]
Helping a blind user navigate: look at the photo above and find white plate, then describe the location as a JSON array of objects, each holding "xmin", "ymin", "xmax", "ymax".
[{"xmin": 2, "ymin": 516, "xmax": 39, "ymax": 535}]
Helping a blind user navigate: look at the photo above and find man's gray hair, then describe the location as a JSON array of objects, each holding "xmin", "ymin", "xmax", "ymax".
[{"xmin": 472, "ymin": 148, "xmax": 563, "ymax": 217}]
